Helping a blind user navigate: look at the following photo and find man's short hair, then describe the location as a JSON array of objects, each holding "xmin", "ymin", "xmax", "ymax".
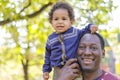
[{"xmin": 81, "ymin": 32, "xmax": 105, "ymax": 50}]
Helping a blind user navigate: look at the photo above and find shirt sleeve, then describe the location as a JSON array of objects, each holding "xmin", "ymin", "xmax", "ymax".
[
  {"xmin": 79, "ymin": 23, "xmax": 93, "ymax": 34},
  {"xmin": 42, "ymin": 39, "xmax": 52, "ymax": 73}
]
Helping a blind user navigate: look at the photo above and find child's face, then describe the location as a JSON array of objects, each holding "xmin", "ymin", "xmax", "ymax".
[{"xmin": 51, "ymin": 8, "xmax": 73, "ymax": 34}]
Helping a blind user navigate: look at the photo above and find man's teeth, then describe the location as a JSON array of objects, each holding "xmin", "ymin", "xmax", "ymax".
[
  {"xmin": 83, "ymin": 59, "xmax": 93, "ymax": 64},
  {"xmin": 82, "ymin": 58, "xmax": 94, "ymax": 61}
]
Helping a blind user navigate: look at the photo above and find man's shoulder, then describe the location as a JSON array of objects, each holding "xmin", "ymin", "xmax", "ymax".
[{"xmin": 101, "ymin": 70, "xmax": 120, "ymax": 80}]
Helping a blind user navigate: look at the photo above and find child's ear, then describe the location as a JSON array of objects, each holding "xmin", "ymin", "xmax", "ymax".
[{"xmin": 71, "ymin": 20, "xmax": 75, "ymax": 24}]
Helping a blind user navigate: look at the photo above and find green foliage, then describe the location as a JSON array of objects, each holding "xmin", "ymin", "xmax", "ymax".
[
  {"xmin": 71, "ymin": 0, "xmax": 116, "ymax": 26},
  {"xmin": 0, "ymin": 0, "xmax": 119, "ymax": 80}
]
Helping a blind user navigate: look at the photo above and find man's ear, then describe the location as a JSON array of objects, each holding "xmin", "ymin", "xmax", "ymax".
[{"xmin": 102, "ymin": 49, "xmax": 105, "ymax": 58}]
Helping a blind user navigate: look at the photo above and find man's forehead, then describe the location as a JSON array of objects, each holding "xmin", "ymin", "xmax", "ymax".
[{"xmin": 81, "ymin": 33, "xmax": 100, "ymax": 42}]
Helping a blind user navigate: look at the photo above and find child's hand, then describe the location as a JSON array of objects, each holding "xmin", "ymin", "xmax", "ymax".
[
  {"xmin": 43, "ymin": 72, "xmax": 49, "ymax": 80},
  {"xmin": 90, "ymin": 25, "xmax": 98, "ymax": 34}
]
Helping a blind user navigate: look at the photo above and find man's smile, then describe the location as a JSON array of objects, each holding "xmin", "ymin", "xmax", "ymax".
[{"xmin": 81, "ymin": 58, "xmax": 95, "ymax": 65}]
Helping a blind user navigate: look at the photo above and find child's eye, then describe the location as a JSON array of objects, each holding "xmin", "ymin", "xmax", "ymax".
[
  {"xmin": 53, "ymin": 17, "xmax": 58, "ymax": 20},
  {"xmin": 54, "ymin": 18, "xmax": 58, "ymax": 20},
  {"xmin": 63, "ymin": 18, "xmax": 67, "ymax": 20}
]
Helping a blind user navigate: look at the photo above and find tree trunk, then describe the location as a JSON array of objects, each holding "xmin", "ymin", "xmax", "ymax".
[
  {"xmin": 22, "ymin": 59, "xmax": 29, "ymax": 80},
  {"xmin": 108, "ymin": 50, "xmax": 116, "ymax": 73}
]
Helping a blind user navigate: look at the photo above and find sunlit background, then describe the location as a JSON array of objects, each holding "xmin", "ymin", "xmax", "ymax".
[{"xmin": 0, "ymin": 0, "xmax": 120, "ymax": 80}]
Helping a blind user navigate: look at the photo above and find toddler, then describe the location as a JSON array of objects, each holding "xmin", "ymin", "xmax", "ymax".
[{"xmin": 43, "ymin": 1, "xmax": 98, "ymax": 80}]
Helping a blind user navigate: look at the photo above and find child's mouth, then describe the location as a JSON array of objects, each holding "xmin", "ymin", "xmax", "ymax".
[{"xmin": 57, "ymin": 26, "xmax": 64, "ymax": 29}]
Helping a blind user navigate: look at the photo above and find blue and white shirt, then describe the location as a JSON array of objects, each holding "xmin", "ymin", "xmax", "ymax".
[{"xmin": 43, "ymin": 24, "xmax": 91, "ymax": 73}]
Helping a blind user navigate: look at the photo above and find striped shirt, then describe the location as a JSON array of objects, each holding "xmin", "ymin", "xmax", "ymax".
[{"xmin": 43, "ymin": 24, "xmax": 91, "ymax": 73}]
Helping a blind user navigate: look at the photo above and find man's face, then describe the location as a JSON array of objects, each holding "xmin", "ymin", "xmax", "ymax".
[{"xmin": 77, "ymin": 33, "xmax": 105, "ymax": 73}]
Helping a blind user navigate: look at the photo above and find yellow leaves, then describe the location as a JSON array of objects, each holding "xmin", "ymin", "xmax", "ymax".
[
  {"xmin": 100, "ymin": 30, "xmax": 109, "ymax": 38},
  {"xmin": 40, "ymin": 59, "xmax": 44, "ymax": 64},
  {"xmin": 36, "ymin": 48, "xmax": 45, "ymax": 55},
  {"xmin": 116, "ymin": 63, "xmax": 120, "ymax": 75},
  {"xmin": 49, "ymin": 0, "xmax": 57, "ymax": 3}
]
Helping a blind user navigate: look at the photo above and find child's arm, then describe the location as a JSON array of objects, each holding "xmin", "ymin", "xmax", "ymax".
[
  {"xmin": 80, "ymin": 23, "xmax": 98, "ymax": 34},
  {"xmin": 43, "ymin": 72, "xmax": 49, "ymax": 80},
  {"xmin": 42, "ymin": 39, "xmax": 52, "ymax": 80},
  {"xmin": 90, "ymin": 24, "xmax": 98, "ymax": 33}
]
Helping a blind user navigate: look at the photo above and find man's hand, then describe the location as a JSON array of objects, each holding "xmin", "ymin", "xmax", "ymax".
[
  {"xmin": 43, "ymin": 72, "xmax": 49, "ymax": 80},
  {"xmin": 90, "ymin": 25, "xmax": 98, "ymax": 34},
  {"xmin": 57, "ymin": 59, "xmax": 81, "ymax": 80}
]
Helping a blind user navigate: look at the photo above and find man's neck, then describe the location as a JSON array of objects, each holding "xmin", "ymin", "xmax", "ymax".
[{"xmin": 82, "ymin": 69, "xmax": 103, "ymax": 80}]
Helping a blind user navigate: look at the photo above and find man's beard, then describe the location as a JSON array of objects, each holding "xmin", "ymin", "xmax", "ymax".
[
  {"xmin": 82, "ymin": 68, "xmax": 95, "ymax": 73},
  {"xmin": 77, "ymin": 61, "xmax": 96, "ymax": 73}
]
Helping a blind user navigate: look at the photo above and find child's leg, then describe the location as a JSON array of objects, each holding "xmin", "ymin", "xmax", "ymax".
[{"xmin": 53, "ymin": 67, "xmax": 61, "ymax": 80}]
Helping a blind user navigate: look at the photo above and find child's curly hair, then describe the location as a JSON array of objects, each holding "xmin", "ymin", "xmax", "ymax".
[{"xmin": 49, "ymin": 2, "xmax": 75, "ymax": 23}]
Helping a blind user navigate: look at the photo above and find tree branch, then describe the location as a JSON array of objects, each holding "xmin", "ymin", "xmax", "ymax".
[
  {"xmin": 0, "ymin": 18, "xmax": 12, "ymax": 25},
  {"xmin": 19, "ymin": 0, "xmax": 31, "ymax": 14},
  {"xmin": 0, "ymin": 2, "xmax": 53, "ymax": 25},
  {"xmin": 27, "ymin": 2, "xmax": 52, "ymax": 18}
]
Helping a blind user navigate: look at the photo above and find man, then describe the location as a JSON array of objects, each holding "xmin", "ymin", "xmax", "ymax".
[{"xmin": 57, "ymin": 32, "xmax": 120, "ymax": 80}]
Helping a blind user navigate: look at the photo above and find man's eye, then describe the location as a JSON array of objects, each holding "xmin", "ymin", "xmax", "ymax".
[
  {"xmin": 90, "ymin": 47, "xmax": 97, "ymax": 50},
  {"xmin": 79, "ymin": 46, "xmax": 85, "ymax": 50}
]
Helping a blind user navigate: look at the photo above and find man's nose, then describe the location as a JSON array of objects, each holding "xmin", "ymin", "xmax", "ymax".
[{"xmin": 84, "ymin": 47, "xmax": 91, "ymax": 55}]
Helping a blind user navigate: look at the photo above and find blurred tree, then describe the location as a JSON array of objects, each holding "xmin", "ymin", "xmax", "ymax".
[
  {"xmin": 0, "ymin": 0, "xmax": 118, "ymax": 80},
  {"xmin": 70, "ymin": 0, "xmax": 116, "ymax": 26}
]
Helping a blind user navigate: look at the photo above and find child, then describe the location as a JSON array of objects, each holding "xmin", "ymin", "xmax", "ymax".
[{"xmin": 43, "ymin": 1, "xmax": 98, "ymax": 80}]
